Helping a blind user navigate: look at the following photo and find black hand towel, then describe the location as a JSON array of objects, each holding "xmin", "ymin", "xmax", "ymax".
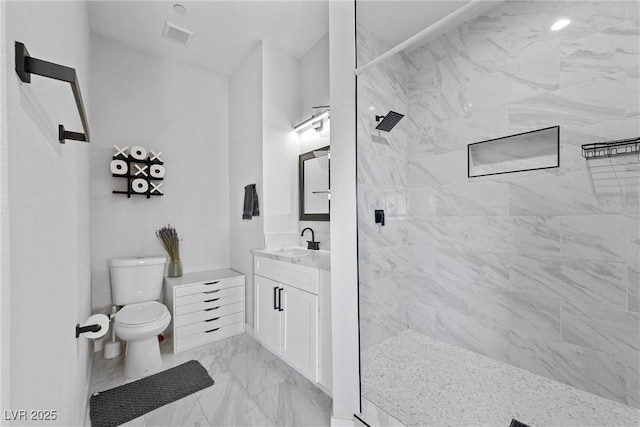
[{"xmin": 243, "ymin": 184, "xmax": 259, "ymax": 219}]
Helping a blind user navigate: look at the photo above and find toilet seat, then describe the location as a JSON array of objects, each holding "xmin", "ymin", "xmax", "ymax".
[{"xmin": 115, "ymin": 301, "xmax": 169, "ymax": 326}]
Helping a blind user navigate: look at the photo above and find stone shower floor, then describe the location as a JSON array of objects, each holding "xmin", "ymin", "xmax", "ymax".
[
  {"xmin": 361, "ymin": 330, "xmax": 639, "ymax": 426},
  {"xmin": 86, "ymin": 333, "xmax": 331, "ymax": 426}
]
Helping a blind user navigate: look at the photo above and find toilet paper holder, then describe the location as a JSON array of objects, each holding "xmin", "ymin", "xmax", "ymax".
[
  {"xmin": 111, "ymin": 145, "xmax": 165, "ymax": 199},
  {"xmin": 75, "ymin": 314, "xmax": 110, "ymax": 339},
  {"xmin": 75, "ymin": 323, "xmax": 101, "ymax": 338}
]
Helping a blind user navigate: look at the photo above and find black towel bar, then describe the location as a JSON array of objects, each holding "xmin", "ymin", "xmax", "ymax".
[{"xmin": 15, "ymin": 41, "xmax": 90, "ymax": 144}]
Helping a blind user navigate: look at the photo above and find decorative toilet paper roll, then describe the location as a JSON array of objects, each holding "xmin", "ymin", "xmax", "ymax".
[
  {"xmin": 110, "ymin": 159, "xmax": 128, "ymax": 175},
  {"xmin": 150, "ymin": 164, "xmax": 166, "ymax": 178},
  {"xmin": 130, "ymin": 146, "xmax": 148, "ymax": 161},
  {"xmin": 82, "ymin": 314, "xmax": 110, "ymax": 339},
  {"xmin": 132, "ymin": 178, "xmax": 149, "ymax": 194}
]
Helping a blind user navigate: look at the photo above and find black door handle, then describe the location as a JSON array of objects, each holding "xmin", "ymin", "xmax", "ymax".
[
  {"xmin": 278, "ymin": 288, "xmax": 284, "ymax": 311},
  {"xmin": 273, "ymin": 286, "xmax": 278, "ymax": 310}
]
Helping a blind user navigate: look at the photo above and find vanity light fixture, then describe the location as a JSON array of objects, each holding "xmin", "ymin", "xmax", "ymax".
[
  {"xmin": 551, "ymin": 18, "xmax": 571, "ymax": 31},
  {"xmin": 294, "ymin": 107, "xmax": 330, "ymax": 133}
]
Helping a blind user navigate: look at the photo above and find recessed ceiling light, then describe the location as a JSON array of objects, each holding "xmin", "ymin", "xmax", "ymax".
[
  {"xmin": 551, "ymin": 18, "xmax": 571, "ymax": 31},
  {"xmin": 172, "ymin": 4, "xmax": 187, "ymax": 15}
]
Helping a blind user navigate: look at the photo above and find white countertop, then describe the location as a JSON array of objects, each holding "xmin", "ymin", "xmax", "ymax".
[{"xmin": 252, "ymin": 248, "xmax": 331, "ymax": 271}]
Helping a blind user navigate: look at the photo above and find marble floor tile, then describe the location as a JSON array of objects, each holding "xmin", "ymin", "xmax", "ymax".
[
  {"xmin": 227, "ymin": 346, "xmax": 288, "ymax": 396},
  {"xmin": 144, "ymin": 395, "xmax": 209, "ymax": 427},
  {"xmin": 252, "ymin": 380, "xmax": 330, "ymax": 427},
  {"xmin": 196, "ymin": 370, "xmax": 274, "ymax": 427},
  {"xmin": 87, "ymin": 333, "xmax": 331, "ymax": 427}
]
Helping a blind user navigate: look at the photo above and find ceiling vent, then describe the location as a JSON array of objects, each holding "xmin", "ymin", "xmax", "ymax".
[{"xmin": 162, "ymin": 22, "xmax": 194, "ymax": 47}]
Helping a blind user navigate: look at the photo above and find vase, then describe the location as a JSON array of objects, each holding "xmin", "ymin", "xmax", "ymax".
[{"xmin": 167, "ymin": 258, "xmax": 183, "ymax": 277}]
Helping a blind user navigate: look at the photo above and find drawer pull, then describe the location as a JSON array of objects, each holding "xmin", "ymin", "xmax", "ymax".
[
  {"xmin": 204, "ymin": 298, "xmax": 220, "ymax": 303},
  {"xmin": 204, "ymin": 281, "xmax": 220, "ymax": 285},
  {"xmin": 205, "ymin": 317, "xmax": 220, "ymax": 322},
  {"xmin": 204, "ymin": 307, "xmax": 219, "ymax": 312},
  {"xmin": 205, "ymin": 327, "xmax": 220, "ymax": 333},
  {"xmin": 203, "ymin": 289, "xmax": 220, "ymax": 294}
]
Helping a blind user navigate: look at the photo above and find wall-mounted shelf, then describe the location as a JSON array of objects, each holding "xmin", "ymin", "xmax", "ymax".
[
  {"xmin": 468, "ymin": 126, "xmax": 560, "ymax": 177},
  {"xmin": 111, "ymin": 146, "xmax": 165, "ymax": 198},
  {"xmin": 581, "ymin": 137, "xmax": 640, "ymax": 159}
]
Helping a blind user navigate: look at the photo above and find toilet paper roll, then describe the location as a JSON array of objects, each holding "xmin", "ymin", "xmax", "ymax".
[
  {"xmin": 130, "ymin": 146, "xmax": 148, "ymax": 161},
  {"xmin": 110, "ymin": 159, "xmax": 128, "ymax": 175},
  {"xmin": 82, "ymin": 314, "xmax": 110, "ymax": 339},
  {"xmin": 132, "ymin": 178, "xmax": 149, "ymax": 194},
  {"xmin": 150, "ymin": 164, "xmax": 166, "ymax": 178}
]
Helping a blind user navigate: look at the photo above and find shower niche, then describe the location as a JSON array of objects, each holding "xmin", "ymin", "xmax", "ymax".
[{"xmin": 467, "ymin": 126, "xmax": 560, "ymax": 178}]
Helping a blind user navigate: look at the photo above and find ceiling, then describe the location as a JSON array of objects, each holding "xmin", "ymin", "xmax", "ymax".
[
  {"xmin": 88, "ymin": 1, "xmax": 330, "ymax": 77},
  {"xmin": 357, "ymin": 1, "xmax": 474, "ymax": 48},
  {"xmin": 88, "ymin": 1, "xmax": 489, "ymax": 78}
]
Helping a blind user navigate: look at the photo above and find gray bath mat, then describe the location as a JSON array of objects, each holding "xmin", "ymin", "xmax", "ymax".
[{"xmin": 89, "ymin": 360, "xmax": 214, "ymax": 427}]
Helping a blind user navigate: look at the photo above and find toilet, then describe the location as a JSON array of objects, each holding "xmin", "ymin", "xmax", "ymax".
[{"xmin": 108, "ymin": 256, "xmax": 171, "ymax": 379}]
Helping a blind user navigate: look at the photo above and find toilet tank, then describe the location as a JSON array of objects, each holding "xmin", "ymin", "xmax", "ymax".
[{"xmin": 108, "ymin": 256, "xmax": 167, "ymax": 305}]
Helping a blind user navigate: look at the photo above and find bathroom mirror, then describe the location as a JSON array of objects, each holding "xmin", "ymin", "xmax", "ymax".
[{"xmin": 299, "ymin": 146, "xmax": 330, "ymax": 221}]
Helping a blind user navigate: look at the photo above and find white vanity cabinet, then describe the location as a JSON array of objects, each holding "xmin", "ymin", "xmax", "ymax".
[
  {"xmin": 253, "ymin": 255, "xmax": 332, "ymax": 394},
  {"xmin": 164, "ymin": 269, "xmax": 245, "ymax": 353}
]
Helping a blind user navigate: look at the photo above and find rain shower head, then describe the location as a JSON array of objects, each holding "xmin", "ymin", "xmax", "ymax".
[{"xmin": 375, "ymin": 111, "xmax": 404, "ymax": 132}]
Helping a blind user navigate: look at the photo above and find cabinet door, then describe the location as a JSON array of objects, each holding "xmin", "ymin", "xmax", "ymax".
[
  {"xmin": 280, "ymin": 284, "xmax": 318, "ymax": 381},
  {"xmin": 254, "ymin": 275, "xmax": 281, "ymax": 353}
]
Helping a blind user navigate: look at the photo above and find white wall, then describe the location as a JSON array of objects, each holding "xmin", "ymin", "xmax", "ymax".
[
  {"xmin": 89, "ymin": 36, "xmax": 230, "ymax": 313},
  {"xmin": 300, "ymin": 33, "xmax": 330, "ymax": 128},
  {"xmin": 298, "ymin": 33, "xmax": 331, "ymax": 250},
  {"xmin": 5, "ymin": 2, "xmax": 92, "ymax": 424},
  {"xmin": 262, "ymin": 42, "xmax": 301, "ymax": 247},
  {"xmin": 229, "ymin": 45, "xmax": 264, "ymax": 328},
  {"xmin": 329, "ymin": 1, "xmax": 361, "ymax": 421},
  {"xmin": 0, "ymin": 0, "xmax": 10, "ymax": 415}
]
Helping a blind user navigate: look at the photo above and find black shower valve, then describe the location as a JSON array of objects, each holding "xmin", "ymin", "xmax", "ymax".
[{"xmin": 374, "ymin": 209, "xmax": 385, "ymax": 226}]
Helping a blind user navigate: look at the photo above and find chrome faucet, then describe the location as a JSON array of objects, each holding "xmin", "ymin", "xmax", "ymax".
[{"xmin": 301, "ymin": 227, "xmax": 320, "ymax": 250}]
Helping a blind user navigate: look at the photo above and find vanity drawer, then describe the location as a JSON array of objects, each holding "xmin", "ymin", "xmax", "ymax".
[
  {"xmin": 176, "ymin": 312, "xmax": 244, "ymax": 339},
  {"xmin": 176, "ymin": 321, "xmax": 245, "ymax": 352},
  {"xmin": 175, "ymin": 276, "xmax": 244, "ymax": 297},
  {"xmin": 174, "ymin": 301, "xmax": 244, "ymax": 328},
  {"xmin": 176, "ymin": 285, "xmax": 243, "ymax": 307},
  {"xmin": 254, "ymin": 256, "xmax": 318, "ymax": 294},
  {"xmin": 175, "ymin": 292, "xmax": 244, "ymax": 316}
]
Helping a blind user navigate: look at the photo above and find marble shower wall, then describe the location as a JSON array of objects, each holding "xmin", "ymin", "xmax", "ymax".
[
  {"xmin": 357, "ymin": 0, "xmax": 640, "ymax": 408},
  {"xmin": 357, "ymin": 23, "xmax": 411, "ymax": 351}
]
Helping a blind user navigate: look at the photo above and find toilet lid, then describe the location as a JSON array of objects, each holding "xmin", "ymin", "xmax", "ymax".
[{"xmin": 116, "ymin": 301, "xmax": 168, "ymax": 326}]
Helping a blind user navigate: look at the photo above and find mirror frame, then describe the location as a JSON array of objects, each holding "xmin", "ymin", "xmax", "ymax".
[{"xmin": 299, "ymin": 145, "xmax": 330, "ymax": 221}]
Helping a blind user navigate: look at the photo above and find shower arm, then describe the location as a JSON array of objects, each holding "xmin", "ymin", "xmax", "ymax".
[
  {"xmin": 15, "ymin": 41, "xmax": 90, "ymax": 144},
  {"xmin": 355, "ymin": 0, "xmax": 497, "ymax": 76}
]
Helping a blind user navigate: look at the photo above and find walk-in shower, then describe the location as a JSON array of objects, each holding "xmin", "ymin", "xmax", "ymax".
[{"xmin": 355, "ymin": 1, "xmax": 640, "ymax": 425}]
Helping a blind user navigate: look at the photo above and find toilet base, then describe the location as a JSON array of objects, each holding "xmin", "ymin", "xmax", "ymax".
[{"xmin": 123, "ymin": 336, "xmax": 163, "ymax": 379}]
